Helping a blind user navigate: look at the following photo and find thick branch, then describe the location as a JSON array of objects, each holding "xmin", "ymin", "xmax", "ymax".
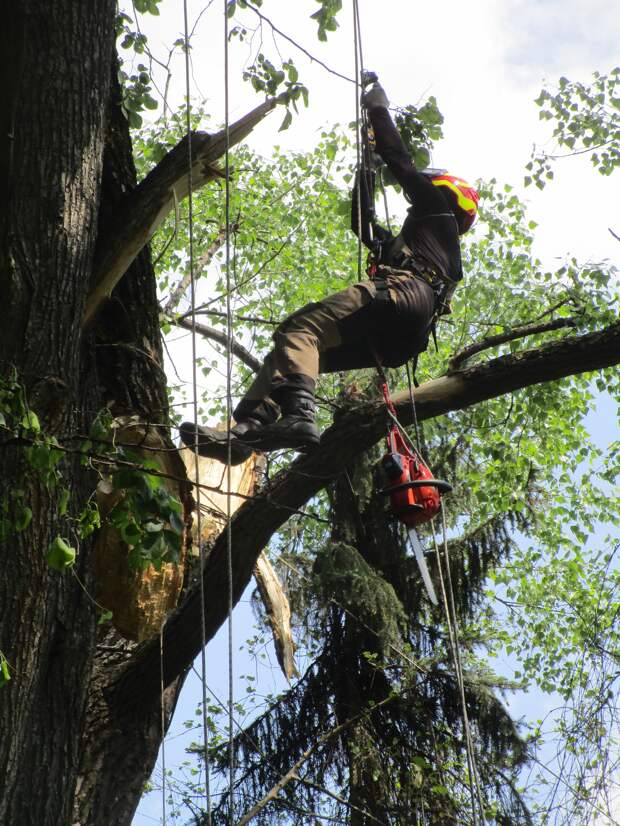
[
  {"xmin": 170, "ymin": 316, "xmax": 261, "ymax": 373},
  {"xmin": 116, "ymin": 319, "xmax": 620, "ymax": 705},
  {"xmin": 448, "ymin": 317, "xmax": 577, "ymax": 370},
  {"xmin": 83, "ymin": 98, "xmax": 277, "ymax": 327}
]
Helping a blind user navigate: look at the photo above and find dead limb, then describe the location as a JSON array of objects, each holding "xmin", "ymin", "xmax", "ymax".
[
  {"xmin": 169, "ymin": 315, "xmax": 261, "ymax": 373},
  {"xmin": 84, "ymin": 98, "xmax": 278, "ymax": 327}
]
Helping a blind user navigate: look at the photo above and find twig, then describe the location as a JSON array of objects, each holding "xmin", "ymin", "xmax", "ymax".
[
  {"xmin": 169, "ymin": 315, "xmax": 260, "ymax": 372},
  {"xmin": 194, "ymin": 309, "xmax": 280, "ymax": 327},
  {"xmin": 164, "ymin": 224, "xmax": 231, "ymax": 314},
  {"xmin": 448, "ymin": 317, "xmax": 576, "ymax": 371},
  {"xmin": 242, "ymin": 1, "xmax": 354, "ymax": 85}
]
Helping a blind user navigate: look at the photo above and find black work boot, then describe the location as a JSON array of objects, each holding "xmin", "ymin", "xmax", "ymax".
[
  {"xmin": 180, "ymin": 401, "xmax": 278, "ymax": 466},
  {"xmin": 179, "ymin": 420, "xmax": 257, "ymax": 466},
  {"xmin": 237, "ymin": 387, "xmax": 320, "ymax": 452}
]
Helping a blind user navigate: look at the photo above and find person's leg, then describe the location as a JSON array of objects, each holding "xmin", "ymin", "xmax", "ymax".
[
  {"xmin": 237, "ymin": 283, "xmax": 375, "ymax": 450},
  {"xmin": 181, "ymin": 280, "xmax": 383, "ymax": 461}
]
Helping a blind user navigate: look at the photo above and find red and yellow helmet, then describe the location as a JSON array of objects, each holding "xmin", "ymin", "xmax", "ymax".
[{"xmin": 430, "ymin": 173, "xmax": 479, "ymax": 234}]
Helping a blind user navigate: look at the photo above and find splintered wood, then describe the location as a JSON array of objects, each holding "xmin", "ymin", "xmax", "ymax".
[
  {"xmin": 92, "ymin": 420, "xmax": 189, "ymax": 643},
  {"xmin": 92, "ymin": 422, "xmax": 298, "ymax": 680},
  {"xmin": 182, "ymin": 443, "xmax": 299, "ymax": 682}
]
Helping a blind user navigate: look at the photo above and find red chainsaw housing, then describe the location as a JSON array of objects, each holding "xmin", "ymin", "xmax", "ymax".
[{"xmin": 380, "ymin": 425, "xmax": 448, "ymax": 527}]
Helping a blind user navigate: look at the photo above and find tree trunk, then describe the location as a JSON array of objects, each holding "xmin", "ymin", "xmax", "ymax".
[
  {"xmin": 0, "ymin": 6, "xmax": 188, "ymax": 824},
  {"xmin": 0, "ymin": 3, "xmax": 118, "ymax": 825}
]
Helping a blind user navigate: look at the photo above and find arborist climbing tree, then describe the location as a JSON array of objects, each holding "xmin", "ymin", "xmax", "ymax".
[{"xmin": 180, "ymin": 75, "xmax": 479, "ymax": 464}]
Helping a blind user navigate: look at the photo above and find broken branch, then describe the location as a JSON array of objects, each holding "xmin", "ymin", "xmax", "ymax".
[{"xmin": 84, "ymin": 98, "xmax": 278, "ymax": 327}]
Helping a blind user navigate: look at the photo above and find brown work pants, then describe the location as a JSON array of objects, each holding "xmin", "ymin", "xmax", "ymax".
[{"xmin": 234, "ymin": 273, "xmax": 436, "ymax": 421}]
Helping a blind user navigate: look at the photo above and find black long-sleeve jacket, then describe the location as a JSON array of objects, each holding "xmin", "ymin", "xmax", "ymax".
[{"xmin": 351, "ymin": 106, "xmax": 463, "ymax": 290}]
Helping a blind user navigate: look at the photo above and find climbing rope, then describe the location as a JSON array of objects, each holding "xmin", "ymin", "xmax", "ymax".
[
  {"xmin": 223, "ymin": 0, "xmax": 236, "ymax": 820},
  {"xmin": 352, "ymin": 0, "xmax": 364, "ymax": 280},
  {"xmin": 159, "ymin": 624, "xmax": 167, "ymax": 826},
  {"xmin": 432, "ymin": 512, "xmax": 484, "ymax": 824},
  {"xmin": 439, "ymin": 507, "xmax": 487, "ymax": 823},
  {"xmin": 349, "ymin": 3, "xmax": 486, "ymax": 811},
  {"xmin": 182, "ymin": 0, "xmax": 213, "ymax": 819}
]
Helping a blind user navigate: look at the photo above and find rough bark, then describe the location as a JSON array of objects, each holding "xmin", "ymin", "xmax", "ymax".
[
  {"xmin": 1, "ymin": 5, "xmax": 619, "ymax": 826},
  {"xmin": 0, "ymin": 3, "xmax": 117, "ymax": 826},
  {"xmin": 71, "ymin": 65, "xmax": 192, "ymax": 826},
  {"xmin": 117, "ymin": 319, "xmax": 620, "ymax": 705}
]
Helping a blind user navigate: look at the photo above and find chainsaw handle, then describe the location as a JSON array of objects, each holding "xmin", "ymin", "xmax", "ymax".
[{"xmin": 378, "ymin": 478, "xmax": 453, "ymax": 496}]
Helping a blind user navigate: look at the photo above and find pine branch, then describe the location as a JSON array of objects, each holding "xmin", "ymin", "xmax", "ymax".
[{"xmin": 233, "ymin": 696, "xmax": 393, "ymax": 826}]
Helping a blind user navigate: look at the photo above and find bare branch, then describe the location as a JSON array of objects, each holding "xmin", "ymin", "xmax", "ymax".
[
  {"xmin": 448, "ymin": 317, "xmax": 577, "ymax": 371},
  {"xmin": 83, "ymin": 98, "xmax": 278, "ymax": 328},
  {"xmin": 243, "ymin": 1, "xmax": 354, "ymax": 86},
  {"xmin": 169, "ymin": 316, "xmax": 261, "ymax": 373},
  {"xmin": 194, "ymin": 309, "xmax": 280, "ymax": 327},
  {"xmin": 163, "ymin": 225, "xmax": 229, "ymax": 314},
  {"xmin": 609, "ymin": 228, "xmax": 620, "ymax": 243},
  {"xmin": 115, "ymin": 318, "xmax": 620, "ymax": 705}
]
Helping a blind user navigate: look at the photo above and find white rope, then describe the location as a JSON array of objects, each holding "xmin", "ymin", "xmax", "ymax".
[
  {"xmin": 159, "ymin": 624, "xmax": 167, "ymax": 825},
  {"xmin": 432, "ymin": 508, "xmax": 486, "ymax": 825},
  {"xmin": 223, "ymin": 2, "xmax": 236, "ymax": 821},
  {"xmin": 182, "ymin": 0, "xmax": 212, "ymax": 820}
]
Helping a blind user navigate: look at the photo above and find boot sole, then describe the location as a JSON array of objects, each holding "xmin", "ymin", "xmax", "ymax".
[
  {"xmin": 238, "ymin": 433, "xmax": 321, "ymax": 452},
  {"xmin": 179, "ymin": 424, "xmax": 253, "ymax": 466}
]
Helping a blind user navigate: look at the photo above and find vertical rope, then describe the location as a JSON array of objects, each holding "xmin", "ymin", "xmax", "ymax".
[
  {"xmin": 182, "ymin": 0, "xmax": 212, "ymax": 821},
  {"xmin": 431, "ymin": 519, "xmax": 479, "ymax": 825},
  {"xmin": 406, "ymin": 361, "xmax": 421, "ymax": 451},
  {"xmin": 159, "ymin": 624, "xmax": 167, "ymax": 826},
  {"xmin": 440, "ymin": 506, "xmax": 487, "ymax": 823},
  {"xmin": 223, "ymin": 2, "xmax": 235, "ymax": 822},
  {"xmin": 352, "ymin": 0, "xmax": 363, "ymax": 281}
]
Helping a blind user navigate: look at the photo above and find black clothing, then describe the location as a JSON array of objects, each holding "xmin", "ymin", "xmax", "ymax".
[
  {"xmin": 351, "ymin": 106, "xmax": 463, "ymax": 287},
  {"xmin": 324, "ymin": 275, "xmax": 436, "ymax": 369}
]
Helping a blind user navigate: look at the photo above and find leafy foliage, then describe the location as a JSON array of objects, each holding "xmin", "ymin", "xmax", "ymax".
[
  {"xmin": 526, "ymin": 67, "xmax": 620, "ymax": 188},
  {"xmin": 135, "ymin": 71, "xmax": 620, "ymax": 822}
]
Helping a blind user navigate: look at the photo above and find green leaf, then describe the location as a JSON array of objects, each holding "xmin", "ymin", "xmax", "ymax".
[
  {"xmin": 21, "ymin": 410, "xmax": 40, "ymax": 432},
  {"xmin": 98, "ymin": 610, "xmax": 113, "ymax": 625},
  {"xmin": 14, "ymin": 505, "xmax": 32, "ymax": 533},
  {"xmin": 279, "ymin": 109, "xmax": 293, "ymax": 132},
  {"xmin": 46, "ymin": 536, "xmax": 76, "ymax": 571},
  {"xmin": 58, "ymin": 488, "xmax": 70, "ymax": 517},
  {"xmin": 119, "ymin": 519, "xmax": 143, "ymax": 546},
  {"xmin": 0, "ymin": 654, "xmax": 10, "ymax": 687},
  {"xmin": 78, "ymin": 503, "xmax": 101, "ymax": 539}
]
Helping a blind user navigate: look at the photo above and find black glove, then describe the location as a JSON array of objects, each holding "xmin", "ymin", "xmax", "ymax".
[{"xmin": 362, "ymin": 82, "xmax": 389, "ymax": 111}]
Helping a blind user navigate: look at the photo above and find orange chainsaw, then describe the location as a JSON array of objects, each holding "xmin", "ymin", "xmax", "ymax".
[{"xmin": 379, "ymin": 422, "xmax": 451, "ymax": 605}]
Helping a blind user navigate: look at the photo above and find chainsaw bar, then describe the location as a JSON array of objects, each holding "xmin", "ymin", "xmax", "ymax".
[{"xmin": 408, "ymin": 527, "xmax": 438, "ymax": 606}]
